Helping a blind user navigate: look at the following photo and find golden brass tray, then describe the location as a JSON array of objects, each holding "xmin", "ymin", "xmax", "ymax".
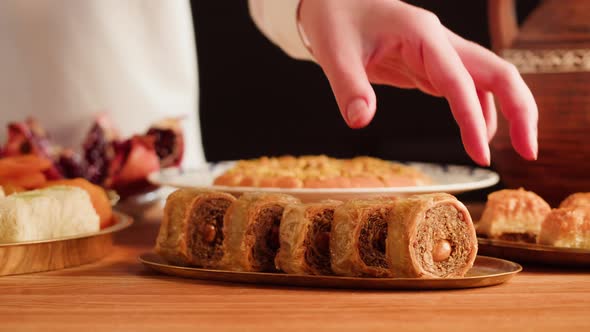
[
  {"xmin": 139, "ymin": 253, "xmax": 521, "ymax": 290},
  {"xmin": 478, "ymin": 238, "xmax": 590, "ymax": 267}
]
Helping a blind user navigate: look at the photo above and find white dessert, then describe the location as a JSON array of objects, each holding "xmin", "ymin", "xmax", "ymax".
[{"xmin": 0, "ymin": 186, "xmax": 100, "ymax": 243}]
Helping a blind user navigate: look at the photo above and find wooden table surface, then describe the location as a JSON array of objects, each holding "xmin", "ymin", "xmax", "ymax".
[{"xmin": 1, "ymin": 201, "xmax": 589, "ymax": 332}]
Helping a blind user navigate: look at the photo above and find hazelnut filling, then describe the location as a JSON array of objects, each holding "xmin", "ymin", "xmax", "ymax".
[
  {"xmin": 190, "ymin": 198, "xmax": 232, "ymax": 266},
  {"xmin": 432, "ymin": 239, "xmax": 452, "ymax": 262},
  {"xmin": 415, "ymin": 204, "xmax": 472, "ymax": 277}
]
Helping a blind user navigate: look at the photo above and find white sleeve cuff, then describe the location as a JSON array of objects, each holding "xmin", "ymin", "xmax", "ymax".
[{"xmin": 248, "ymin": 0, "xmax": 314, "ymax": 61}]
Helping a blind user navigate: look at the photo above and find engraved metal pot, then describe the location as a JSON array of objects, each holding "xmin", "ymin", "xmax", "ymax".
[{"xmin": 488, "ymin": 0, "xmax": 590, "ymax": 205}]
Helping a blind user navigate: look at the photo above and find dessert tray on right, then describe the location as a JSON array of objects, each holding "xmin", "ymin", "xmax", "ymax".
[
  {"xmin": 475, "ymin": 189, "xmax": 590, "ymax": 267},
  {"xmin": 476, "ymin": 238, "xmax": 590, "ymax": 267}
]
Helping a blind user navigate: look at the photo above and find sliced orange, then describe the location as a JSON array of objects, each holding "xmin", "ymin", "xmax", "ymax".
[
  {"xmin": 42, "ymin": 178, "xmax": 114, "ymax": 229},
  {"xmin": 0, "ymin": 171, "xmax": 47, "ymax": 189},
  {"xmin": 0, "ymin": 183, "xmax": 26, "ymax": 195},
  {"xmin": 0, "ymin": 155, "xmax": 52, "ymax": 177}
]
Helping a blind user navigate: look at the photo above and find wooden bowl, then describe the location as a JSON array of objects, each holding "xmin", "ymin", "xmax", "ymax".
[
  {"xmin": 491, "ymin": 71, "xmax": 590, "ymax": 206},
  {"xmin": 0, "ymin": 212, "xmax": 132, "ymax": 276}
]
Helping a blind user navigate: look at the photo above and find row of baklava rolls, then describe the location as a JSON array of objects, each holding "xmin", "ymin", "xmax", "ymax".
[
  {"xmin": 155, "ymin": 189, "xmax": 478, "ymax": 278},
  {"xmin": 477, "ymin": 189, "xmax": 590, "ymax": 249}
]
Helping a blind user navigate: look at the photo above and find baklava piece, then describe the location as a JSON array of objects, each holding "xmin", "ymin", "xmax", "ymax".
[
  {"xmin": 330, "ymin": 199, "xmax": 393, "ymax": 277},
  {"xmin": 275, "ymin": 200, "xmax": 342, "ymax": 275},
  {"xmin": 387, "ymin": 193, "xmax": 477, "ymax": 278},
  {"xmin": 538, "ymin": 207, "xmax": 590, "ymax": 249},
  {"xmin": 559, "ymin": 193, "xmax": 590, "ymax": 209},
  {"xmin": 222, "ymin": 193, "xmax": 300, "ymax": 272},
  {"xmin": 155, "ymin": 189, "xmax": 236, "ymax": 267},
  {"xmin": 477, "ymin": 188, "xmax": 551, "ymax": 243}
]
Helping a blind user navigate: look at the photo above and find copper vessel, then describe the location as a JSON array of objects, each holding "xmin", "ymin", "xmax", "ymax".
[{"xmin": 488, "ymin": 0, "xmax": 590, "ymax": 205}]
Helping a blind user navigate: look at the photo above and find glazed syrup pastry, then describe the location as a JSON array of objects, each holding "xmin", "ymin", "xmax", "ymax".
[
  {"xmin": 537, "ymin": 192, "xmax": 590, "ymax": 249},
  {"xmin": 275, "ymin": 200, "xmax": 342, "ymax": 275},
  {"xmin": 155, "ymin": 189, "xmax": 236, "ymax": 267},
  {"xmin": 477, "ymin": 188, "xmax": 551, "ymax": 243},
  {"xmin": 221, "ymin": 193, "xmax": 301, "ymax": 272},
  {"xmin": 538, "ymin": 207, "xmax": 590, "ymax": 249},
  {"xmin": 387, "ymin": 193, "xmax": 477, "ymax": 278},
  {"xmin": 213, "ymin": 155, "xmax": 432, "ymax": 189},
  {"xmin": 559, "ymin": 192, "xmax": 590, "ymax": 209},
  {"xmin": 476, "ymin": 189, "xmax": 590, "ymax": 250}
]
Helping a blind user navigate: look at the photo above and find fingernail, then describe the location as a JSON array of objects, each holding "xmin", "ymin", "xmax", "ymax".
[
  {"xmin": 530, "ymin": 122, "xmax": 538, "ymax": 160},
  {"xmin": 346, "ymin": 98, "xmax": 367, "ymax": 128},
  {"xmin": 483, "ymin": 146, "xmax": 491, "ymax": 167},
  {"xmin": 531, "ymin": 133, "xmax": 538, "ymax": 160}
]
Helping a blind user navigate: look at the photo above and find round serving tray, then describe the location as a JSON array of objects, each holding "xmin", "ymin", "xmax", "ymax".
[
  {"xmin": 148, "ymin": 162, "xmax": 499, "ymax": 202},
  {"xmin": 477, "ymin": 237, "xmax": 590, "ymax": 267},
  {"xmin": 139, "ymin": 253, "xmax": 521, "ymax": 290}
]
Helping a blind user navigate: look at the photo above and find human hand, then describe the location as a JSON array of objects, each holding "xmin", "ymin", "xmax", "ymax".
[{"xmin": 298, "ymin": 0, "xmax": 538, "ymax": 166}]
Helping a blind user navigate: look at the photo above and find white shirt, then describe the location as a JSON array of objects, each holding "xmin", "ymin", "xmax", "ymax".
[{"xmin": 0, "ymin": 0, "xmax": 310, "ymax": 167}]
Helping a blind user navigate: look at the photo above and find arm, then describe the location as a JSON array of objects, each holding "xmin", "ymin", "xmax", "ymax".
[{"xmin": 247, "ymin": 0, "xmax": 312, "ymax": 61}]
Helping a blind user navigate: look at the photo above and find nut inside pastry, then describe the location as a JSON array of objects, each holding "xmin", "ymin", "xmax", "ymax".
[
  {"xmin": 414, "ymin": 203, "xmax": 471, "ymax": 277},
  {"xmin": 358, "ymin": 210, "xmax": 389, "ymax": 270},
  {"xmin": 304, "ymin": 209, "xmax": 334, "ymax": 275},
  {"xmin": 190, "ymin": 198, "xmax": 233, "ymax": 264}
]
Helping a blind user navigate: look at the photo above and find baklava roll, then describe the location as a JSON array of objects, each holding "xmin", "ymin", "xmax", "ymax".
[
  {"xmin": 477, "ymin": 188, "xmax": 551, "ymax": 243},
  {"xmin": 222, "ymin": 193, "xmax": 300, "ymax": 272},
  {"xmin": 275, "ymin": 200, "xmax": 342, "ymax": 275},
  {"xmin": 331, "ymin": 199, "xmax": 393, "ymax": 277},
  {"xmin": 387, "ymin": 193, "xmax": 477, "ymax": 278},
  {"xmin": 155, "ymin": 189, "xmax": 236, "ymax": 267}
]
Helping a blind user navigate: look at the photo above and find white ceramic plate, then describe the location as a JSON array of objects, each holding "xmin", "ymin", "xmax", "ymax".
[{"xmin": 148, "ymin": 161, "xmax": 499, "ymax": 202}]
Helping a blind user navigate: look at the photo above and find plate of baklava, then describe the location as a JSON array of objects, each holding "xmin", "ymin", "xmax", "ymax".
[
  {"xmin": 476, "ymin": 189, "xmax": 590, "ymax": 267},
  {"xmin": 148, "ymin": 155, "xmax": 499, "ymax": 202},
  {"xmin": 140, "ymin": 188, "xmax": 521, "ymax": 289}
]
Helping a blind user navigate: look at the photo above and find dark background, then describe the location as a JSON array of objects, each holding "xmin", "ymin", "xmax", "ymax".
[{"xmin": 190, "ymin": 1, "xmax": 539, "ymax": 199}]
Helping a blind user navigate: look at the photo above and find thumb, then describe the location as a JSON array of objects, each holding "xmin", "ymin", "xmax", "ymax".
[{"xmin": 316, "ymin": 43, "xmax": 377, "ymax": 128}]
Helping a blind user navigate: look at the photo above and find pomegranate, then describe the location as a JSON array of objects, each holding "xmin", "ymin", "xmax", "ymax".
[
  {"xmin": 106, "ymin": 135, "xmax": 160, "ymax": 197},
  {"xmin": 1, "ymin": 114, "xmax": 183, "ymax": 198},
  {"xmin": 82, "ymin": 114, "xmax": 119, "ymax": 185},
  {"xmin": 146, "ymin": 117, "xmax": 184, "ymax": 168},
  {"xmin": 3, "ymin": 118, "xmax": 63, "ymax": 179},
  {"xmin": 56, "ymin": 149, "xmax": 86, "ymax": 179}
]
